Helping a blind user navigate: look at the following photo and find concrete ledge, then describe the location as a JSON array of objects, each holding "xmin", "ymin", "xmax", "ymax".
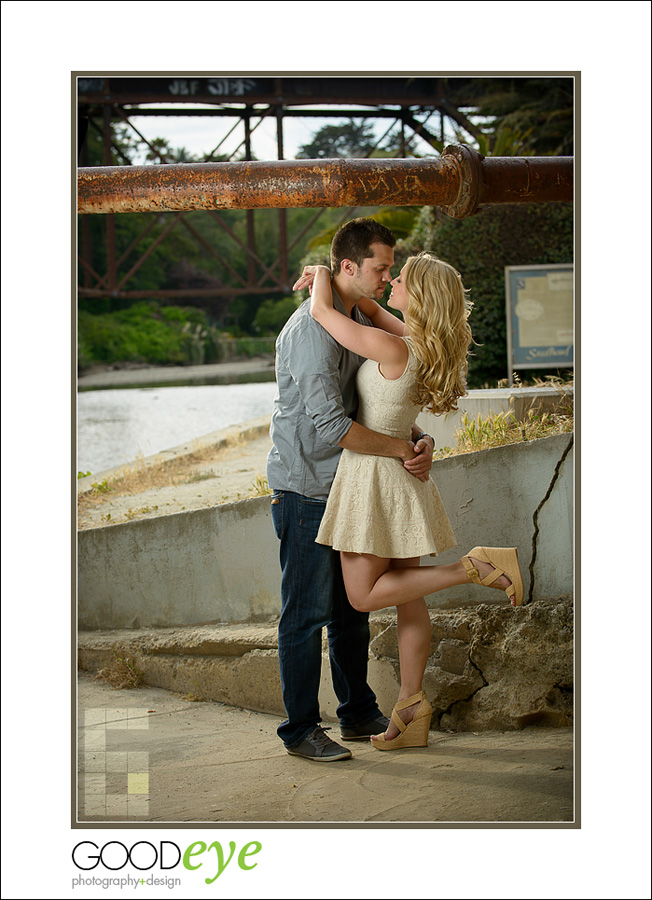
[
  {"xmin": 78, "ymin": 597, "xmax": 573, "ymax": 732},
  {"xmin": 78, "ymin": 495, "xmax": 280, "ymax": 630},
  {"xmin": 79, "ymin": 624, "xmax": 285, "ymax": 719},
  {"xmin": 78, "ymin": 433, "xmax": 573, "ymax": 629},
  {"xmin": 417, "ymin": 385, "xmax": 573, "ymax": 450}
]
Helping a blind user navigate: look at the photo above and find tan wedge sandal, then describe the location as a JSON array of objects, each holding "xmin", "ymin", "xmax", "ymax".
[
  {"xmin": 371, "ymin": 691, "xmax": 432, "ymax": 751},
  {"xmin": 461, "ymin": 546, "xmax": 524, "ymax": 606}
]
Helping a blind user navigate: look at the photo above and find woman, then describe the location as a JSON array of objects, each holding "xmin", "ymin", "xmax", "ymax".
[{"xmin": 293, "ymin": 253, "xmax": 523, "ymax": 751}]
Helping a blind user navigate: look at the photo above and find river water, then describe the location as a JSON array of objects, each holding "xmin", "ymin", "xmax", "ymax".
[{"xmin": 77, "ymin": 381, "xmax": 278, "ymax": 474}]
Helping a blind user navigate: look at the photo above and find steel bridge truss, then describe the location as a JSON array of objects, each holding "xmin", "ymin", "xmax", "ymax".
[{"xmin": 77, "ymin": 76, "xmax": 573, "ymax": 303}]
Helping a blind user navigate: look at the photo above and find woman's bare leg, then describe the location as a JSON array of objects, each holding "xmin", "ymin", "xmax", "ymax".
[
  {"xmin": 340, "ymin": 552, "xmax": 513, "ymax": 613},
  {"xmin": 392, "ymin": 559, "xmax": 430, "ymax": 698},
  {"xmin": 338, "ymin": 555, "xmax": 432, "ymax": 740},
  {"xmin": 385, "ymin": 558, "xmax": 431, "ymax": 740},
  {"xmin": 339, "ymin": 552, "xmax": 513, "ymax": 739}
]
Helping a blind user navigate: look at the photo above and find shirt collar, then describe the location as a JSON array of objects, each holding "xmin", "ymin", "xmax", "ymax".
[{"xmin": 331, "ymin": 286, "xmax": 361, "ymax": 321}]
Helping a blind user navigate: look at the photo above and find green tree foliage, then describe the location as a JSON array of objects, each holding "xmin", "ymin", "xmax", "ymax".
[
  {"xmin": 78, "ymin": 302, "xmax": 205, "ymax": 368},
  {"xmin": 475, "ymin": 125, "xmax": 536, "ymax": 157},
  {"xmin": 400, "ymin": 203, "xmax": 574, "ymax": 387},
  {"xmin": 78, "ymin": 301, "xmax": 276, "ymax": 370},
  {"xmin": 253, "ymin": 297, "xmax": 300, "ymax": 334},
  {"xmin": 448, "ymin": 77, "xmax": 574, "ymax": 156},
  {"xmin": 142, "ymin": 137, "xmax": 201, "ymax": 163},
  {"xmin": 79, "ymin": 212, "xmax": 202, "ymax": 314},
  {"xmin": 306, "ymin": 207, "xmax": 421, "ymax": 252},
  {"xmin": 296, "ymin": 119, "xmax": 378, "ymax": 158},
  {"xmin": 295, "ymin": 118, "xmax": 424, "ymax": 160}
]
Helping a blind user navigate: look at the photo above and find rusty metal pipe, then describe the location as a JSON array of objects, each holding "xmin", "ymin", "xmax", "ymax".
[
  {"xmin": 481, "ymin": 156, "xmax": 575, "ymax": 205},
  {"xmin": 77, "ymin": 146, "xmax": 573, "ymax": 218}
]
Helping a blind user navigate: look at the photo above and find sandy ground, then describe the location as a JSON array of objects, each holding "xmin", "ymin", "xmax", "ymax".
[
  {"xmin": 77, "ymin": 431, "xmax": 274, "ymax": 530},
  {"xmin": 77, "ymin": 674, "xmax": 575, "ymax": 825}
]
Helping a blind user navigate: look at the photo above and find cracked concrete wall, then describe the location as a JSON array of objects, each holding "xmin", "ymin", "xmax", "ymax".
[
  {"xmin": 78, "ymin": 596, "xmax": 573, "ymax": 732},
  {"xmin": 78, "ymin": 496, "xmax": 279, "ymax": 629},
  {"xmin": 421, "ymin": 433, "xmax": 574, "ymax": 609},
  {"xmin": 78, "ymin": 434, "xmax": 573, "ymax": 630}
]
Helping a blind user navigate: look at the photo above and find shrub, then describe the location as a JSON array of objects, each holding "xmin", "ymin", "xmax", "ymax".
[
  {"xmin": 78, "ymin": 300, "xmax": 280, "ymax": 370},
  {"xmin": 253, "ymin": 296, "xmax": 300, "ymax": 334},
  {"xmin": 399, "ymin": 202, "xmax": 574, "ymax": 387},
  {"xmin": 78, "ymin": 306, "xmax": 186, "ymax": 366}
]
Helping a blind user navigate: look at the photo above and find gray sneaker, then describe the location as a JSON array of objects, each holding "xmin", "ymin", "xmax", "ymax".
[
  {"xmin": 340, "ymin": 715, "xmax": 390, "ymax": 741},
  {"xmin": 286, "ymin": 726, "xmax": 353, "ymax": 762}
]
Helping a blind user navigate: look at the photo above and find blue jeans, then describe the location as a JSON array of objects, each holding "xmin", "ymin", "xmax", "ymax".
[{"xmin": 270, "ymin": 490, "xmax": 381, "ymax": 748}]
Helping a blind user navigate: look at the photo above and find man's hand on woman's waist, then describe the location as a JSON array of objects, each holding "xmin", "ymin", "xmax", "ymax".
[
  {"xmin": 403, "ymin": 435, "xmax": 434, "ymax": 482},
  {"xmin": 338, "ymin": 422, "xmax": 430, "ymax": 482}
]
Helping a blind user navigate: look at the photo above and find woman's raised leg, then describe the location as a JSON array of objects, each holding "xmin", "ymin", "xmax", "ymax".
[
  {"xmin": 341, "ymin": 551, "xmax": 468, "ymax": 612},
  {"xmin": 340, "ymin": 550, "xmax": 515, "ymax": 613}
]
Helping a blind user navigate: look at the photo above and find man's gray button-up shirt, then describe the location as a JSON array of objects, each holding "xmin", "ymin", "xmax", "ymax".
[{"xmin": 266, "ymin": 290, "xmax": 370, "ymax": 500}]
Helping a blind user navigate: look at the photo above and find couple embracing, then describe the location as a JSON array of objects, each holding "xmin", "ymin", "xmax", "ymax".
[{"xmin": 267, "ymin": 218, "xmax": 523, "ymax": 762}]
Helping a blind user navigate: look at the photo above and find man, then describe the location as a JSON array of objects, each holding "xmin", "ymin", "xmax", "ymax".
[{"xmin": 266, "ymin": 218, "xmax": 434, "ymax": 761}]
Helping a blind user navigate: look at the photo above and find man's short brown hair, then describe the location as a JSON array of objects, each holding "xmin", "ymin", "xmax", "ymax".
[{"xmin": 330, "ymin": 217, "xmax": 396, "ymax": 274}]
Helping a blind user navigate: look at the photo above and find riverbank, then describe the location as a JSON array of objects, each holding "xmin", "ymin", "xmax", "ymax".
[
  {"xmin": 77, "ymin": 416, "xmax": 273, "ymax": 530},
  {"xmin": 78, "ymin": 356, "xmax": 276, "ymax": 390}
]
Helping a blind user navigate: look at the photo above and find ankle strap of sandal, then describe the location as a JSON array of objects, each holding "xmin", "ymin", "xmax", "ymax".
[{"xmin": 395, "ymin": 691, "xmax": 426, "ymax": 711}]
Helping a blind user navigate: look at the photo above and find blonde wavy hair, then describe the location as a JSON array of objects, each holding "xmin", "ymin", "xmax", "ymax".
[{"xmin": 402, "ymin": 253, "xmax": 473, "ymax": 415}]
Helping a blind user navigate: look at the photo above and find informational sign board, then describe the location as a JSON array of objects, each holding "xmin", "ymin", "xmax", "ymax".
[{"xmin": 505, "ymin": 264, "xmax": 574, "ymax": 382}]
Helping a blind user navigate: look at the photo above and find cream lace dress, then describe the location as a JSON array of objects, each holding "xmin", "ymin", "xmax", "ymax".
[{"xmin": 316, "ymin": 338, "xmax": 457, "ymax": 558}]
